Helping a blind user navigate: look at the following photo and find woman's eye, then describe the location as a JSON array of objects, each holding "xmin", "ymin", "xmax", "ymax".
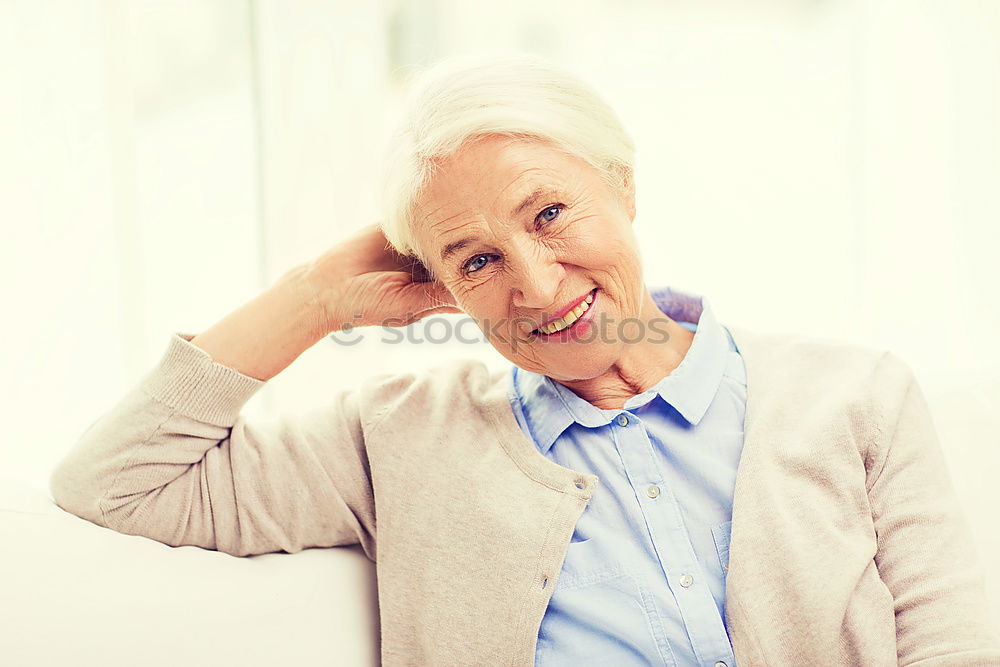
[
  {"xmin": 464, "ymin": 254, "xmax": 490, "ymax": 274},
  {"xmin": 538, "ymin": 204, "xmax": 564, "ymax": 225}
]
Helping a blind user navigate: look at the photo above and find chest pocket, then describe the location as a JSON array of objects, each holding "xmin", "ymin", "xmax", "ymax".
[
  {"xmin": 537, "ymin": 536, "xmax": 679, "ymax": 667},
  {"xmin": 711, "ymin": 520, "xmax": 732, "ymax": 575}
]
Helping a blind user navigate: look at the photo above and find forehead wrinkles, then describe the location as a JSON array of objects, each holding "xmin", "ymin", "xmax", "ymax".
[
  {"xmin": 488, "ymin": 165, "xmax": 547, "ymax": 215},
  {"xmin": 425, "ymin": 209, "xmax": 469, "ymax": 234},
  {"xmin": 420, "ymin": 164, "xmax": 554, "ymax": 240}
]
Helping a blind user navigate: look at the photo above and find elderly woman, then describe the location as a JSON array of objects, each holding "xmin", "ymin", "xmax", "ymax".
[{"xmin": 50, "ymin": 54, "xmax": 998, "ymax": 666}]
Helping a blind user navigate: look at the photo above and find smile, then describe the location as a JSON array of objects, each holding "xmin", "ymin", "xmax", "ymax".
[{"xmin": 534, "ymin": 289, "xmax": 597, "ymax": 335}]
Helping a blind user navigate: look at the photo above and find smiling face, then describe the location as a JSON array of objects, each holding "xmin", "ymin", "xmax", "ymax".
[{"xmin": 411, "ymin": 134, "xmax": 649, "ymax": 382}]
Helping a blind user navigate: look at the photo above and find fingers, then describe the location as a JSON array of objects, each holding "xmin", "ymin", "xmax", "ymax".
[
  {"xmin": 396, "ymin": 277, "xmax": 460, "ymax": 314},
  {"xmin": 422, "ymin": 280, "xmax": 459, "ymax": 308},
  {"xmin": 416, "ymin": 304, "xmax": 464, "ymax": 316},
  {"xmin": 403, "ymin": 258, "xmax": 433, "ymax": 283}
]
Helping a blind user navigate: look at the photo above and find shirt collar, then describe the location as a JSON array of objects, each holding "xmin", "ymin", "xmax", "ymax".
[{"xmin": 511, "ymin": 285, "xmax": 731, "ymax": 454}]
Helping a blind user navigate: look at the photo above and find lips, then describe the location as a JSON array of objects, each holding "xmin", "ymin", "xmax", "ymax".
[{"xmin": 533, "ymin": 288, "xmax": 597, "ymax": 334}]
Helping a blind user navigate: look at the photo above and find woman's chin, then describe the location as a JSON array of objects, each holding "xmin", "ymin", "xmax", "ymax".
[{"xmin": 535, "ymin": 345, "xmax": 619, "ymax": 380}]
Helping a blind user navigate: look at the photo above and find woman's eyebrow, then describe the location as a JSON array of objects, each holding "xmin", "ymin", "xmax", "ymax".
[
  {"xmin": 510, "ymin": 186, "xmax": 561, "ymax": 218},
  {"xmin": 441, "ymin": 237, "xmax": 475, "ymax": 262}
]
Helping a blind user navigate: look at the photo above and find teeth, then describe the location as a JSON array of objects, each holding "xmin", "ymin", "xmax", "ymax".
[{"xmin": 540, "ymin": 292, "xmax": 594, "ymax": 334}]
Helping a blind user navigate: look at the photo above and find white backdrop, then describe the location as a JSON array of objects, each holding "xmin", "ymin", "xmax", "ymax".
[{"xmin": 2, "ymin": 0, "xmax": 998, "ymax": 633}]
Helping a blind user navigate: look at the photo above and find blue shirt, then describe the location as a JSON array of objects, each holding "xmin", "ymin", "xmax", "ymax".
[{"xmin": 507, "ymin": 286, "xmax": 748, "ymax": 667}]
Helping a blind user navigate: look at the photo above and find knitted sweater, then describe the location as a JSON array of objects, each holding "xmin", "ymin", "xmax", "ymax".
[{"xmin": 49, "ymin": 295, "xmax": 1000, "ymax": 666}]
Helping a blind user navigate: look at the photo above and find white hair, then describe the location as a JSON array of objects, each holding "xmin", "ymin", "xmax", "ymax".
[{"xmin": 378, "ymin": 51, "xmax": 637, "ymax": 271}]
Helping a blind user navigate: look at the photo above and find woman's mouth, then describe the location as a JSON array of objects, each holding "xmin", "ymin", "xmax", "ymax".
[{"xmin": 533, "ymin": 289, "xmax": 598, "ymax": 337}]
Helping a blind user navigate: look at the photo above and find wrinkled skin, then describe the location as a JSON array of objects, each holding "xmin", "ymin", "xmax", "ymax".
[{"xmin": 410, "ymin": 134, "xmax": 693, "ymax": 410}]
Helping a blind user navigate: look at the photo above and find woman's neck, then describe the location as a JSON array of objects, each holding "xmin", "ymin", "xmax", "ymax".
[{"xmin": 557, "ymin": 289, "xmax": 696, "ymax": 411}]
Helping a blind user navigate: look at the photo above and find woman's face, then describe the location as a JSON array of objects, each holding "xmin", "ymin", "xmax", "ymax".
[{"xmin": 411, "ymin": 134, "xmax": 644, "ymax": 381}]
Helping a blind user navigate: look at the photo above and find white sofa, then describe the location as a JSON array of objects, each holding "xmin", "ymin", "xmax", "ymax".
[
  {"xmin": 0, "ymin": 468, "xmax": 380, "ymax": 666},
  {"xmin": 2, "ymin": 372, "xmax": 998, "ymax": 666}
]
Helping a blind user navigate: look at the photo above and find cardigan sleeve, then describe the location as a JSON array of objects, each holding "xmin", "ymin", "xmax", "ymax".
[
  {"xmin": 867, "ymin": 354, "xmax": 1000, "ymax": 666},
  {"xmin": 49, "ymin": 332, "xmax": 377, "ymax": 560}
]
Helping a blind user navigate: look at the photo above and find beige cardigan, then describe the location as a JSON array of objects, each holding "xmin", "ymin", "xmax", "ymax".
[{"xmin": 49, "ymin": 318, "xmax": 1000, "ymax": 666}]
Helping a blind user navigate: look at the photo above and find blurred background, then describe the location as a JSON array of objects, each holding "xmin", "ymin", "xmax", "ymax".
[{"xmin": 2, "ymin": 0, "xmax": 998, "ymax": 630}]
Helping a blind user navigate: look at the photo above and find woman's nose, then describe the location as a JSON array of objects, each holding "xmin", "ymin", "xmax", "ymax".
[{"xmin": 512, "ymin": 257, "xmax": 565, "ymax": 309}]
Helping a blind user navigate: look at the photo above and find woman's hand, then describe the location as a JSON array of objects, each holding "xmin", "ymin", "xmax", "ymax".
[{"xmin": 302, "ymin": 222, "xmax": 463, "ymax": 335}]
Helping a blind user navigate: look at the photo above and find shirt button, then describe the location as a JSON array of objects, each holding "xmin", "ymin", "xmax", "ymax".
[
  {"xmin": 680, "ymin": 574, "xmax": 694, "ymax": 587},
  {"xmin": 646, "ymin": 485, "xmax": 660, "ymax": 498},
  {"xmin": 715, "ymin": 662, "xmax": 728, "ymax": 667},
  {"xmin": 616, "ymin": 414, "xmax": 629, "ymax": 427}
]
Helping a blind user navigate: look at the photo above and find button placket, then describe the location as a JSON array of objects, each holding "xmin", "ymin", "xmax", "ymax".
[{"xmin": 581, "ymin": 363, "xmax": 736, "ymax": 667}]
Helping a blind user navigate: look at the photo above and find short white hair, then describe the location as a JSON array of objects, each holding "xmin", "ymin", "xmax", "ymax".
[{"xmin": 378, "ymin": 52, "xmax": 637, "ymax": 270}]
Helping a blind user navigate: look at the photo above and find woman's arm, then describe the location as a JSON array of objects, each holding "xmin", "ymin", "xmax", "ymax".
[
  {"xmin": 867, "ymin": 354, "xmax": 1000, "ymax": 665},
  {"xmin": 50, "ymin": 329, "xmax": 378, "ymax": 558},
  {"xmin": 187, "ymin": 222, "xmax": 458, "ymax": 382},
  {"xmin": 48, "ymin": 223, "xmax": 458, "ymax": 557},
  {"xmin": 186, "ymin": 264, "xmax": 331, "ymax": 382}
]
